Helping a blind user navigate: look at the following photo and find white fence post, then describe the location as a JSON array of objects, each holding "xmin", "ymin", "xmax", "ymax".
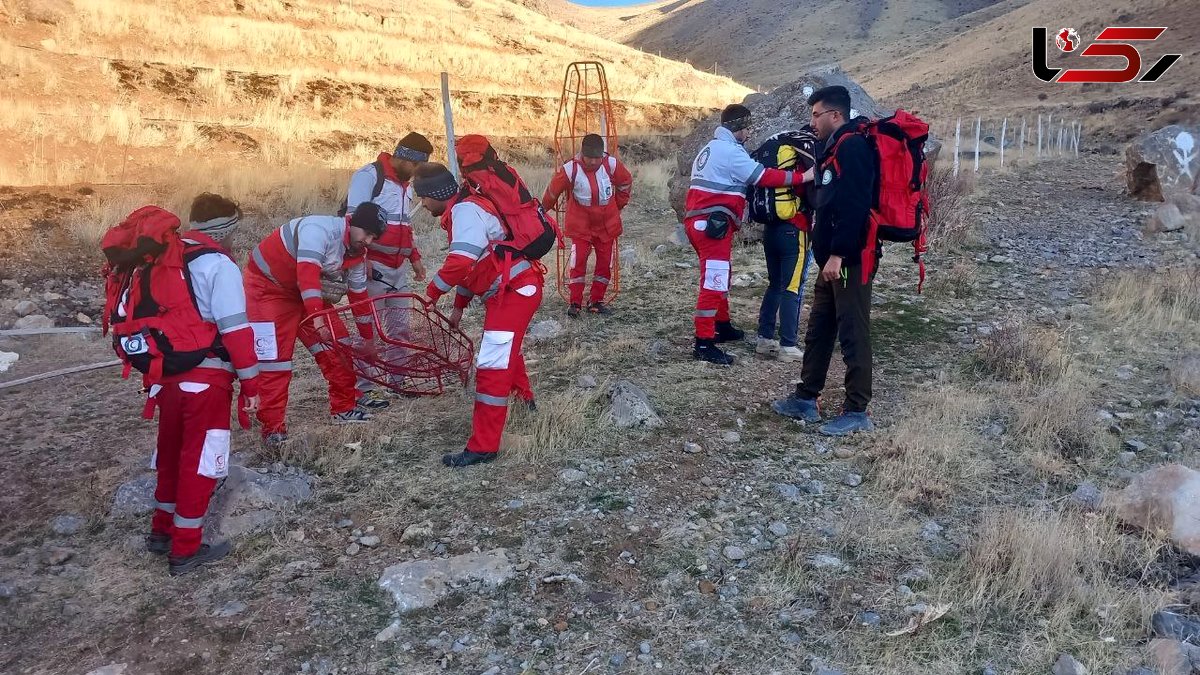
[
  {"xmin": 1019, "ymin": 118, "xmax": 1026, "ymax": 162},
  {"xmin": 1037, "ymin": 115, "xmax": 1043, "ymax": 157},
  {"xmin": 953, "ymin": 117, "xmax": 961, "ymax": 177},
  {"xmin": 1000, "ymin": 118, "xmax": 1008, "ymax": 168},
  {"xmin": 974, "ymin": 116, "xmax": 981, "ymax": 173},
  {"xmin": 441, "ymin": 72, "xmax": 459, "ymax": 180}
]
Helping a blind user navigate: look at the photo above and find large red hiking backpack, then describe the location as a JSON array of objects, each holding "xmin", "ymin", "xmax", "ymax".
[
  {"xmin": 829, "ymin": 110, "xmax": 930, "ymax": 291},
  {"xmin": 456, "ymin": 134, "xmax": 561, "ymax": 261},
  {"xmin": 101, "ymin": 206, "xmax": 227, "ymax": 387}
]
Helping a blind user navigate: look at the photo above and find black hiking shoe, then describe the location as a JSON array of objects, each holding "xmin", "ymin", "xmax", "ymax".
[
  {"xmin": 588, "ymin": 302, "xmax": 613, "ymax": 316},
  {"xmin": 525, "ymin": 398, "xmax": 538, "ymax": 412},
  {"xmin": 146, "ymin": 532, "xmax": 171, "ymax": 555},
  {"xmin": 567, "ymin": 304, "xmax": 582, "ymax": 318},
  {"xmin": 168, "ymin": 540, "xmax": 232, "ymax": 576},
  {"xmin": 693, "ymin": 339, "xmax": 735, "ymax": 365},
  {"xmin": 714, "ymin": 321, "xmax": 745, "ymax": 344},
  {"xmin": 442, "ymin": 450, "xmax": 498, "ymax": 468}
]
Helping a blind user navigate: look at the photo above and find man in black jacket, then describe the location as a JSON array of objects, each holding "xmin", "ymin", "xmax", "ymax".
[{"xmin": 772, "ymin": 85, "xmax": 878, "ymax": 436}]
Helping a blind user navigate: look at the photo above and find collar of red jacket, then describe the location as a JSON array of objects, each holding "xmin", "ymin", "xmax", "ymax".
[{"xmin": 376, "ymin": 153, "xmax": 406, "ymax": 185}]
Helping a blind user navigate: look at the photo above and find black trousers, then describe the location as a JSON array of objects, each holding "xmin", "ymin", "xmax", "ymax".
[{"xmin": 796, "ymin": 265, "xmax": 872, "ymax": 412}]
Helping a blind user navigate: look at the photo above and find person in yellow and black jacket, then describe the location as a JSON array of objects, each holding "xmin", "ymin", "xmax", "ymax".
[{"xmin": 772, "ymin": 85, "xmax": 879, "ymax": 437}]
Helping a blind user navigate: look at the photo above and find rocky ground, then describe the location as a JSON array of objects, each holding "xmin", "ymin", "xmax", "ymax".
[{"xmin": 1, "ymin": 155, "xmax": 1199, "ymax": 675}]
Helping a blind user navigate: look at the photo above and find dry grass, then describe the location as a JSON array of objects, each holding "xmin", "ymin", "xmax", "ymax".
[
  {"xmin": 924, "ymin": 165, "xmax": 976, "ymax": 249},
  {"xmin": 1011, "ymin": 369, "xmax": 1108, "ymax": 467},
  {"xmin": 871, "ymin": 385, "xmax": 993, "ymax": 509},
  {"xmin": 62, "ymin": 191, "xmax": 157, "ymax": 245},
  {"xmin": 956, "ymin": 507, "xmax": 1169, "ymax": 670},
  {"xmin": 974, "ymin": 323, "xmax": 1068, "ymax": 384},
  {"xmin": 502, "ymin": 386, "xmax": 602, "ymax": 465},
  {"xmin": 1102, "ymin": 265, "xmax": 1200, "ymax": 340}
]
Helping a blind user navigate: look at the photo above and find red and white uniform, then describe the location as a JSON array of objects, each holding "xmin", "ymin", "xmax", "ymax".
[
  {"xmin": 347, "ymin": 153, "xmax": 422, "ymax": 301},
  {"xmin": 149, "ymin": 232, "xmax": 260, "ymax": 559},
  {"xmin": 245, "ymin": 216, "xmax": 374, "ymax": 435},
  {"xmin": 543, "ymin": 154, "xmax": 632, "ymax": 306},
  {"xmin": 426, "ymin": 198, "xmax": 544, "ymax": 454},
  {"xmin": 685, "ymin": 126, "xmax": 799, "ymax": 338}
]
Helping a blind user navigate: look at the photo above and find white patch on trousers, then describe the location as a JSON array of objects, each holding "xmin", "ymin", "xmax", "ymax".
[{"xmin": 477, "ymin": 330, "xmax": 515, "ymax": 370}]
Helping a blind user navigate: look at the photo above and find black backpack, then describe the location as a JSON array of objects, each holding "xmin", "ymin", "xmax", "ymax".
[
  {"xmin": 747, "ymin": 128, "xmax": 819, "ymax": 228},
  {"xmin": 337, "ymin": 159, "xmax": 387, "ymax": 217}
]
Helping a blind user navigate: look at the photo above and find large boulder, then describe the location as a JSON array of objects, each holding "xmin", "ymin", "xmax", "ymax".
[
  {"xmin": 377, "ymin": 549, "xmax": 515, "ymax": 613},
  {"xmin": 669, "ymin": 65, "xmax": 938, "ymax": 227},
  {"xmin": 603, "ymin": 380, "xmax": 664, "ymax": 429},
  {"xmin": 1126, "ymin": 125, "xmax": 1200, "ymax": 201},
  {"xmin": 1108, "ymin": 464, "xmax": 1200, "ymax": 555}
]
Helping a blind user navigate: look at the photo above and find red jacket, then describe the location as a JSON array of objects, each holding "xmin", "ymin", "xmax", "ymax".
[
  {"xmin": 542, "ymin": 154, "xmax": 632, "ymax": 242},
  {"xmin": 349, "ymin": 153, "xmax": 423, "ymax": 273},
  {"xmin": 685, "ymin": 126, "xmax": 798, "ymax": 230},
  {"xmin": 426, "ymin": 196, "xmax": 543, "ymax": 309}
]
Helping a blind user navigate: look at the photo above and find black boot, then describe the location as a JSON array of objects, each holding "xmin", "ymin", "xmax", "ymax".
[
  {"xmin": 168, "ymin": 540, "xmax": 232, "ymax": 576},
  {"xmin": 567, "ymin": 304, "xmax": 582, "ymax": 318},
  {"xmin": 145, "ymin": 532, "xmax": 171, "ymax": 555},
  {"xmin": 714, "ymin": 321, "xmax": 745, "ymax": 344},
  {"xmin": 442, "ymin": 450, "xmax": 498, "ymax": 468},
  {"xmin": 693, "ymin": 338, "xmax": 735, "ymax": 365}
]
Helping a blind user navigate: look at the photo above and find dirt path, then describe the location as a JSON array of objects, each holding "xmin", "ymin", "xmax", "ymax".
[{"xmin": 1, "ymin": 156, "xmax": 1196, "ymax": 675}]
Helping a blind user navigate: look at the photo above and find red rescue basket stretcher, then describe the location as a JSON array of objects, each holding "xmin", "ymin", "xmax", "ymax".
[
  {"xmin": 553, "ymin": 61, "xmax": 621, "ymax": 306},
  {"xmin": 307, "ymin": 293, "xmax": 473, "ymax": 396}
]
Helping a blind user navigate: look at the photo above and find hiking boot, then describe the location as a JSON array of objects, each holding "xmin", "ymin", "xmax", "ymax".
[
  {"xmin": 356, "ymin": 390, "xmax": 391, "ymax": 410},
  {"xmin": 567, "ymin": 304, "xmax": 582, "ymax": 318},
  {"xmin": 777, "ymin": 345, "xmax": 804, "ymax": 363},
  {"xmin": 588, "ymin": 302, "xmax": 613, "ymax": 316},
  {"xmin": 146, "ymin": 532, "xmax": 171, "ymax": 555},
  {"xmin": 693, "ymin": 339, "xmax": 735, "ymax": 365},
  {"xmin": 819, "ymin": 411, "xmax": 875, "ymax": 437},
  {"xmin": 771, "ymin": 396, "xmax": 821, "ymax": 423},
  {"xmin": 442, "ymin": 450, "xmax": 498, "ymax": 468},
  {"xmin": 168, "ymin": 540, "xmax": 232, "ymax": 577},
  {"xmin": 332, "ymin": 409, "xmax": 372, "ymax": 425},
  {"xmin": 262, "ymin": 432, "xmax": 288, "ymax": 449},
  {"xmin": 525, "ymin": 398, "xmax": 538, "ymax": 412},
  {"xmin": 714, "ymin": 321, "xmax": 745, "ymax": 344},
  {"xmin": 756, "ymin": 337, "xmax": 780, "ymax": 355}
]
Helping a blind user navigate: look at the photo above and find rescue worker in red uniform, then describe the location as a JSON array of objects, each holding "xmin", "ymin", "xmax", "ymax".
[
  {"xmin": 244, "ymin": 203, "xmax": 387, "ymax": 446},
  {"xmin": 413, "ymin": 156, "xmax": 544, "ymax": 468},
  {"xmin": 684, "ymin": 104, "xmax": 813, "ymax": 365},
  {"xmin": 138, "ymin": 195, "xmax": 260, "ymax": 575},
  {"xmin": 346, "ymin": 132, "xmax": 433, "ymax": 404},
  {"xmin": 542, "ymin": 133, "xmax": 632, "ymax": 316}
]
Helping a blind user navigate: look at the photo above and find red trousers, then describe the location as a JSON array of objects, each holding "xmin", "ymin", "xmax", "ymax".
[
  {"xmin": 244, "ymin": 271, "xmax": 359, "ymax": 436},
  {"xmin": 151, "ymin": 380, "xmax": 232, "ymax": 558},
  {"xmin": 467, "ymin": 274, "xmax": 543, "ymax": 453},
  {"xmin": 567, "ymin": 237, "xmax": 614, "ymax": 306},
  {"xmin": 685, "ymin": 217, "xmax": 733, "ymax": 339}
]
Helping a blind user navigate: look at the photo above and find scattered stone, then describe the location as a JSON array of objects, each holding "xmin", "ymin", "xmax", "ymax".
[
  {"xmin": 639, "ymin": 641, "xmax": 651, "ymax": 655},
  {"xmin": 1052, "ymin": 653, "xmax": 1089, "ymax": 675},
  {"xmin": 800, "ymin": 479, "xmax": 825, "ymax": 495},
  {"xmin": 378, "ymin": 549, "xmax": 515, "ymax": 613},
  {"xmin": 1124, "ymin": 438, "xmax": 1151, "ymax": 454},
  {"xmin": 335, "ymin": 518, "xmax": 353, "ymax": 528},
  {"xmin": 604, "ymin": 380, "xmax": 665, "ymax": 429},
  {"xmin": 374, "ymin": 619, "xmax": 403, "ymax": 642},
  {"xmin": 698, "ymin": 579, "xmax": 717, "ymax": 594},
  {"xmin": 620, "ymin": 246, "xmax": 639, "ymax": 269},
  {"xmin": 51, "ymin": 514, "xmax": 86, "ymax": 536},
  {"xmin": 13, "ymin": 314, "xmax": 53, "ymax": 330},
  {"xmin": 683, "ymin": 442, "xmax": 703, "ymax": 454},
  {"xmin": 560, "ymin": 469, "xmax": 587, "ymax": 484},
  {"xmin": 776, "ymin": 483, "xmax": 803, "ymax": 504},
  {"xmin": 1151, "ymin": 610, "xmax": 1200, "ymax": 642},
  {"xmin": 723, "ymin": 545, "xmax": 746, "ymax": 561},
  {"xmin": 1070, "ymin": 482, "xmax": 1104, "ymax": 511},
  {"xmin": 345, "ymin": 543, "xmax": 361, "ymax": 556},
  {"xmin": 1117, "ymin": 451, "xmax": 1137, "ymax": 466},
  {"xmin": 1116, "ymin": 365, "xmax": 1136, "ymax": 381},
  {"xmin": 808, "ymin": 554, "xmax": 844, "ymax": 570},
  {"xmin": 281, "ymin": 560, "xmax": 319, "ymax": 580},
  {"xmin": 576, "ymin": 374, "xmax": 597, "ymax": 389},
  {"xmin": 897, "ymin": 567, "xmax": 931, "ymax": 587},
  {"xmin": 810, "ymin": 659, "xmax": 846, "ymax": 675},
  {"xmin": 768, "ymin": 521, "xmax": 789, "ymax": 538},
  {"xmin": 206, "ymin": 462, "xmax": 314, "ymax": 539},
  {"xmin": 842, "ymin": 473, "xmax": 863, "ymax": 487},
  {"xmin": 400, "ymin": 521, "xmax": 434, "ymax": 543},
  {"xmin": 213, "ymin": 600, "xmax": 247, "ymax": 618},
  {"xmin": 609, "ymin": 653, "xmax": 626, "ymax": 668},
  {"xmin": 857, "ymin": 611, "xmax": 881, "ymax": 628},
  {"xmin": 359, "ymin": 535, "xmax": 381, "ymax": 548},
  {"xmin": 76, "ymin": 313, "xmax": 93, "ymax": 325},
  {"xmin": 526, "ymin": 320, "xmax": 564, "ymax": 342},
  {"xmin": 1147, "ymin": 639, "xmax": 1192, "ymax": 675},
  {"xmin": 833, "ymin": 447, "xmax": 855, "ymax": 460},
  {"xmin": 84, "ymin": 665, "xmax": 128, "ymax": 675},
  {"xmin": 13, "ymin": 300, "xmax": 36, "ymax": 317},
  {"xmin": 41, "ymin": 547, "xmax": 74, "ymax": 566},
  {"xmin": 722, "ymin": 431, "xmax": 741, "ymax": 443},
  {"xmin": 1110, "ymin": 464, "xmax": 1200, "ymax": 555},
  {"xmin": 919, "ymin": 520, "xmax": 944, "ymax": 541},
  {"xmin": 0, "ymin": 350, "xmax": 17, "ymax": 373},
  {"xmin": 1126, "ymin": 125, "xmax": 1200, "ymax": 201}
]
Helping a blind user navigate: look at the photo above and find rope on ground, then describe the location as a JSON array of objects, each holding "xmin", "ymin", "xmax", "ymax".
[{"xmin": 0, "ymin": 360, "xmax": 121, "ymax": 391}]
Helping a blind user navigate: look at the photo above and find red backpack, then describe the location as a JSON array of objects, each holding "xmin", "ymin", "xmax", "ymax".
[
  {"xmin": 829, "ymin": 110, "xmax": 930, "ymax": 291},
  {"xmin": 456, "ymin": 134, "xmax": 561, "ymax": 261},
  {"xmin": 101, "ymin": 206, "xmax": 227, "ymax": 388}
]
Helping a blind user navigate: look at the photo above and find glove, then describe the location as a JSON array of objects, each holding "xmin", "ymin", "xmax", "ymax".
[{"xmin": 320, "ymin": 274, "xmax": 348, "ymax": 304}]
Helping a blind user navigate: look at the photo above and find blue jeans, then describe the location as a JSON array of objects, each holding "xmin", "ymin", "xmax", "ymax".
[{"xmin": 758, "ymin": 224, "xmax": 811, "ymax": 348}]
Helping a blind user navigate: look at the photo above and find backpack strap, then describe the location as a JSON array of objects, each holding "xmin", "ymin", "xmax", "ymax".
[{"xmin": 371, "ymin": 159, "xmax": 387, "ymax": 200}]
